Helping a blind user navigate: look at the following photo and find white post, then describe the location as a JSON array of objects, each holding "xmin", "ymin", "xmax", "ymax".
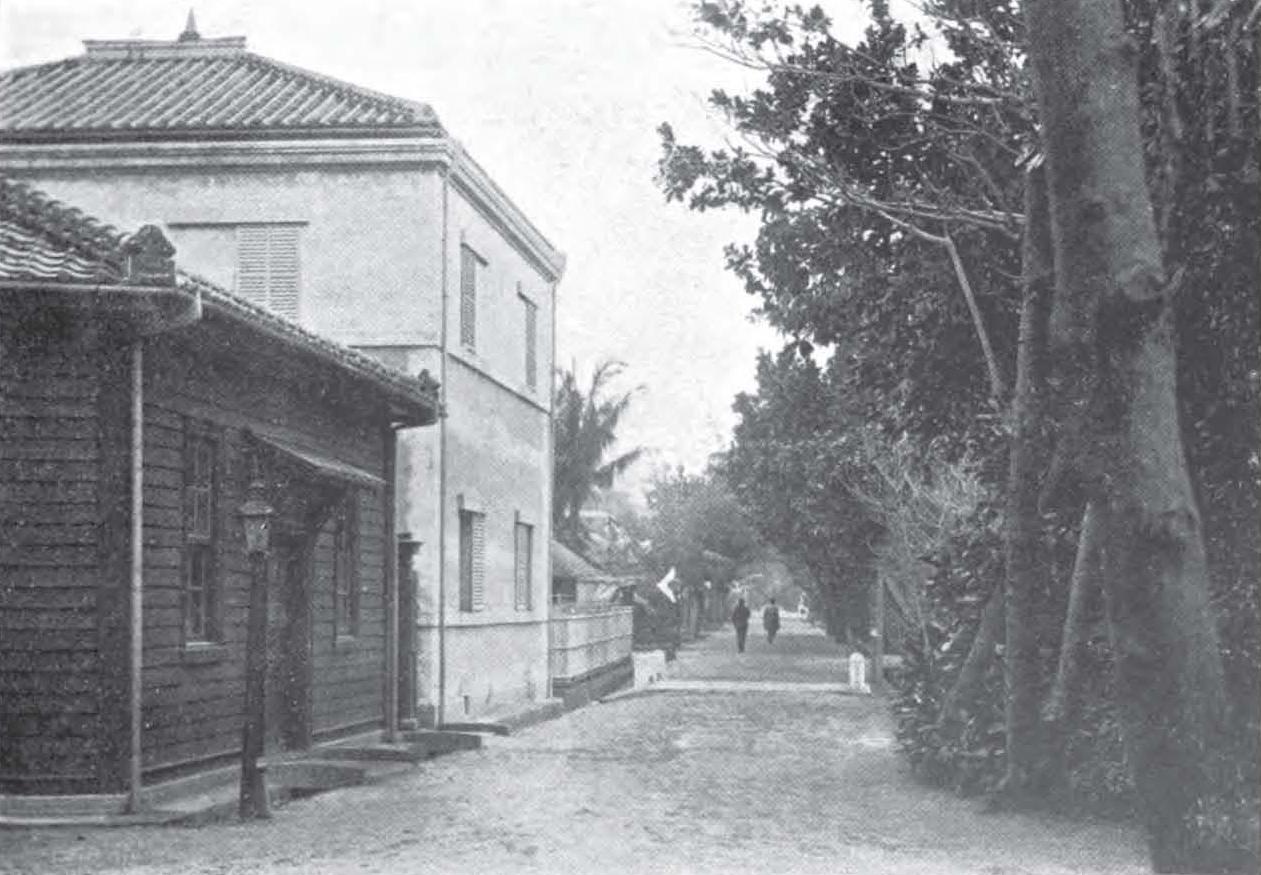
[{"xmin": 848, "ymin": 650, "xmax": 869, "ymax": 693}]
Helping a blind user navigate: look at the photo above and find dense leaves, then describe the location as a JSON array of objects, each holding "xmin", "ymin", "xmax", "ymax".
[
  {"xmin": 641, "ymin": 466, "xmax": 762, "ymax": 586},
  {"xmin": 552, "ymin": 361, "xmax": 644, "ymax": 548},
  {"xmin": 659, "ymin": 0, "xmax": 1259, "ymax": 858}
]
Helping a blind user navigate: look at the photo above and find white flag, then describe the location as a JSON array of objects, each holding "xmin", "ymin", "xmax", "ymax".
[{"xmin": 656, "ymin": 567, "xmax": 677, "ymax": 603}]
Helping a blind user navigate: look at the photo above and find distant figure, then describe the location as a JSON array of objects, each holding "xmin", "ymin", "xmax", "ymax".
[
  {"xmin": 763, "ymin": 598, "xmax": 781, "ymax": 644},
  {"xmin": 731, "ymin": 598, "xmax": 751, "ymax": 653}
]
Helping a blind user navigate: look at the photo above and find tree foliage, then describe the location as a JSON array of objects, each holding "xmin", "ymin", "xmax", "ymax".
[
  {"xmin": 725, "ymin": 346, "xmax": 985, "ymax": 646},
  {"xmin": 659, "ymin": 0, "xmax": 1259, "ymax": 865},
  {"xmin": 552, "ymin": 361, "xmax": 644, "ymax": 548},
  {"xmin": 640, "ymin": 465, "xmax": 762, "ymax": 587}
]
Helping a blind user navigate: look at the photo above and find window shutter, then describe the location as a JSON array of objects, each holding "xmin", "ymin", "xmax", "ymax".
[
  {"xmin": 268, "ymin": 225, "xmax": 300, "ymax": 319},
  {"xmin": 236, "ymin": 224, "xmax": 301, "ymax": 319},
  {"xmin": 523, "ymin": 297, "xmax": 538, "ymax": 391},
  {"xmin": 514, "ymin": 522, "xmax": 533, "ymax": 610},
  {"xmin": 471, "ymin": 513, "xmax": 486, "ymax": 610},
  {"xmin": 460, "ymin": 245, "xmax": 477, "ymax": 349},
  {"xmin": 236, "ymin": 225, "xmax": 269, "ymax": 306}
]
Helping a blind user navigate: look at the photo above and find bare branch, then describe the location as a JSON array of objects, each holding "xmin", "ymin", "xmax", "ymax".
[{"xmin": 688, "ymin": 34, "xmax": 1028, "ymax": 109}]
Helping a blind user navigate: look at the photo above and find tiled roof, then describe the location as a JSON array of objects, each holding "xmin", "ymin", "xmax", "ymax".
[
  {"xmin": 0, "ymin": 177, "xmax": 128, "ymax": 283},
  {"xmin": 0, "ymin": 34, "xmax": 443, "ymax": 139},
  {"xmin": 552, "ymin": 540, "xmax": 614, "ymax": 583},
  {"xmin": 180, "ymin": 268, "xmax": 441, "ymax": 419},
  {"xmin": 0, "ymin": 176, "xmax": 440, "ymax": 421}
]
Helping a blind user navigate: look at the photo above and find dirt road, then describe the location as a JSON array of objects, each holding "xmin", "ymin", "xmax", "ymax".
[{"xmin": 1, "ymin": 617, "xmax": 1148, "ymax": 874}]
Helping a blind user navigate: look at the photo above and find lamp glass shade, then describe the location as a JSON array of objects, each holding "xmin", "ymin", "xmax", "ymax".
[{"xmin": 238, "ymin": 481, "xmax": 275, "ymax": 555}]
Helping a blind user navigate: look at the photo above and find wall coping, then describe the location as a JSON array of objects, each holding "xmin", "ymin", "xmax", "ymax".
[{"xmin": 0, "ymin": 137, "xmax": 566, "ymax": 282}]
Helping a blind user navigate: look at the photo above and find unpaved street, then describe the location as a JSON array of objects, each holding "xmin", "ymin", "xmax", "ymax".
[{"xmin": 1, "ymin": 618, "xmax": 1148, "ymax": 875}]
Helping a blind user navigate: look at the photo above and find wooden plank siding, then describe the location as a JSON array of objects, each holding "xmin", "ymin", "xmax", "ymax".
[
  {"xmin": 310, "ymin": 488, "xmax": 388, "ymax": 736},
  {"xmin": 0, "ymin": 321, "xmax": 107, "ymax": 794},
  {"xmin": 135, "ymin": 320, "xmax": 392, "ymax": 774},
  {"xmin": 2, "ymin": 303, "xmax": 400, "ymax": 793}
]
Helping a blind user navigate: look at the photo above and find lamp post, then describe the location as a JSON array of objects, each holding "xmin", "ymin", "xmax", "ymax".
[{"xmin": 238, "ymin": 480, "xmax": 274, "ymax": 819}]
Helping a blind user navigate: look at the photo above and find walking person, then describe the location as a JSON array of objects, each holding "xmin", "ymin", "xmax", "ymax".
[
  {"xmin": 763, "ymin": 598, "xmax": 781, "ymax": 644},
  {"xmin": 731, "ymin": 598, "xmax": 751, "ymax": 653}
]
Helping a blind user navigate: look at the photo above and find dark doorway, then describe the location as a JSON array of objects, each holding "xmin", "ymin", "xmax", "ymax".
[{"xmin": 266, "ymin": 533, "xmax": 313, "ymax": 753}]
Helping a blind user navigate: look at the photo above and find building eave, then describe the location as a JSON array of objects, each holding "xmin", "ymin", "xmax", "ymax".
[
  {"xmin": 448, "ymin": 141, "xmax": 567, "ymax": 282},
  {"xmin": 187, "ymin": 275, "xmax": 441, "ymax": 428},
  {"xmin": 0, "ymin": 277, "xmax": 201, "ymax": 334},
  {"xmin": 0, "ymin": 135, "xmax": 567, "ymax": 283}
]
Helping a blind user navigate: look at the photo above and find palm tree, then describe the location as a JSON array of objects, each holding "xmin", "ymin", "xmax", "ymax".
[{"xmin": 552, "ymin": 360, "xmax": 643, "ymax": 547}]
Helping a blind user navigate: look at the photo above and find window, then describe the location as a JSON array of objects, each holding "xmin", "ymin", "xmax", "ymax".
[
  {"xmin": 458, "ymin": 509, "xmax": 486, "ymax": 612},
  {"xmin": 514, "ymin": 520, "xmax": 533, "ymax": 611},
  {"xmin": 333, "ymin": 496, "xmax": 359, "ymax": 637},
  {"xmin": 521, "ymin": 290, "xmax": 538, "ymax": 391},
  {"xmin": 236, "ymin": 224, "xmax": 301, "ymax": 318},
  {"xmin": 459, "ymin": 244, "xmax": 481, "ymax": 349},
  {"xmin": 183, "ymin": 429, "xmax": 219, "ymax": 642}
]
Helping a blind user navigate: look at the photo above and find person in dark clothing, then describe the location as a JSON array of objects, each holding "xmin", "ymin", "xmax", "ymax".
[
  {"xmin": 731, "ymin": 598, "xmax": 751, "ymax": 653},
  {"xmin": 763, "ymin": 598, "xmax": 781, "ymax": 644}
]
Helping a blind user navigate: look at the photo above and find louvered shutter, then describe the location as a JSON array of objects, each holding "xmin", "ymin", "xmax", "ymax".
[
  {"xmin": 236, "ymin": 224, "xmax": 301, "ymax": 318},
  {"xmin": 471, "ymin": 513, "xmax": 486, "ymax": 610},
  {"xmin": 523, "ymin": 297, "xmax": 538, "ymax": 391},
  {"xmin": 460, "ymin": 245, "xmax": 477, "ymax": 349},
  {"xmin": 236, "ymin": 225, "xmax": 270, "ymax": 306},
  {"xmin": 514, "ymin": 522, "xmax": 533, "ymax": 610},
  {"xmin": 459, "ymin": 512, "xmax": 474, "ymax": 612},
  {"xmin": 267, "ymin": 225, "xmax": 300, "ymax": 318}
]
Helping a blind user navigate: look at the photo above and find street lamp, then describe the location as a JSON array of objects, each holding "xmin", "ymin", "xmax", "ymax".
[
  {"xmin": 239, "ymin": 480, "xmax": 274, "ymax": 555},
  {"xmin": 238, "ymin": 480, "xmax": 274, "ymax": 819}
]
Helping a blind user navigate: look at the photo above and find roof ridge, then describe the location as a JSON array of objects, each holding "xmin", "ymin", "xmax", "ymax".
[
  {"xmin": 0, "ymin": 176, "xmax": 127, "ymax": 274},
  {"xmin": 0, "ymin": 48, "xmax": 442, "ymax": 134}
]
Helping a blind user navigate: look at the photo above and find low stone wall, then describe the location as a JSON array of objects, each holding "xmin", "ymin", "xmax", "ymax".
[
  {"xmin": 631, "ymin": 650, "xmax": 668, "ymax": 689},
  {"xmin": 549, "ymin": 604, "xmax": 633, "ymax": 698}
]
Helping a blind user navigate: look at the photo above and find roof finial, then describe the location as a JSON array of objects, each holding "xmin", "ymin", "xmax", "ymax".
[{"xmin": 179, "ymin": 9, "xmax": 200, "ymax": 42}]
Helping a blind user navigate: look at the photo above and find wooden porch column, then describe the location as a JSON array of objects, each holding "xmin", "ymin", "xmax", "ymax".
[{"xmin": 383, "ymin": 426, "xmax": 400, "ymax": 743}]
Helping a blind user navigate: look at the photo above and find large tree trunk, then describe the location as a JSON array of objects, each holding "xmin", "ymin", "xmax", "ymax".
[
  {"xmin": 1024, "ymin": 1, "xmax": 1230, "ymax": 869},
  {"xmin": 1001, "ymin": 163, "xmax": 1055, "ymax": 800},
  {"xmin": 1044, "ymin": 501, "xmax": 1103, "ymax": 734},
  {"xmin": 1094, "ymin": 320, "xmax": 1229, "ymax": 871}
]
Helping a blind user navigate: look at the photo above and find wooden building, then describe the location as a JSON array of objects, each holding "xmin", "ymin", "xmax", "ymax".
[
  {"xmin": 0, "ymin": 178, "xmax": 439, "ymax": 803},
  {"xmin": 0, "ymin": 21, "xmax": 564, "ymax": 726}
]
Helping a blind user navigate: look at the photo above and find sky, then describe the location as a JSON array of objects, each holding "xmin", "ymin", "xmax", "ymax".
[{"xmin": 0, "ymin": 0, "xmax": 872, "ymax": 497}]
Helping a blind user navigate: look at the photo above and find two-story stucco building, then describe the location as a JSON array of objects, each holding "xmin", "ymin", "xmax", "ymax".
[{"xmin": 0, "ymin": 20, "xmax": 565, "ymax": 725}]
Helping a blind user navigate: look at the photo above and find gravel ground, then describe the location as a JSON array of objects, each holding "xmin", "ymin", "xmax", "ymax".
[{"xmin": 0, "ymin": 618, "xmax": 1148, "ymax": 875}]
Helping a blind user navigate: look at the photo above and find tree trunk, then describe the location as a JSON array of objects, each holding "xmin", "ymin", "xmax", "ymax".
[
  {"xmin": 1095, "ymin": 319, "xmax": 1230, "ymax": 871},
  {"xmin": 1024, "ymin": 1, "xmax": 1230, "ymax": 868},
  {"xmin": 1001, "ymin": 162, "xmax": 1055, "ymax": 800},
  {"xmin": 1044, "ymin": 501, "xmax": 1103, "ymax": 733},
  {"xmin": 937, "ymin": 587, "xmax": 1004, "ymax": 736}
]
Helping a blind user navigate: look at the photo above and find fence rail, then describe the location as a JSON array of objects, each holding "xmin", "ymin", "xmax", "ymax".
[{"xmin": 548, "ymin": 604, "xmax": 633, "ymax": 682}]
